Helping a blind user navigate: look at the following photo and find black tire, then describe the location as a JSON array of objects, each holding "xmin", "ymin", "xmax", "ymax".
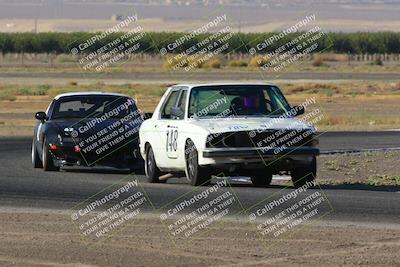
[
  {"xmin": 31, "ymin": 139, "xmax": 43, "ymax": 168},
  {"xmin": 291, "ymin": 156, "xmax": 316, "ymax": 188},
  {"xmin": 250, "ymin": 170, "xmax": 273, "ymax": 187},
  {"xmin": 145, "ymin": 145, "xmax": 165, "ymax": 183},
  {"xmin": 185, "ymin": 140, "xmax": 211, "ymax": 186},
  {"xmin": 42, "ymin": 138, "xmax": 59, "ymax": 171}
]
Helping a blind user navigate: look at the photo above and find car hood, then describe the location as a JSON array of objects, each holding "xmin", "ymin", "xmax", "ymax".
[{"xmin": 188, "ymin": 117, "xmax": 314, "ymax": 134}]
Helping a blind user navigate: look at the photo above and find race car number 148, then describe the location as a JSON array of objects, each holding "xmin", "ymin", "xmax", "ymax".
[{"xmin": 166, "ymin": 129, "xmax": 178, "ymax": 152}]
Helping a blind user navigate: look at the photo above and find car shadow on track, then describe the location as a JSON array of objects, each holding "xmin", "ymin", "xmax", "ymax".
[
  {"xmin": 60, "ymin": 163, "xmax": 145, "ymax": 175},
  {"xmin": 165, "ymin": 176, "xmax": 291, "ymax": 189},
  {"xmin": 166, "ymin": 177, "xmax": 399, "ymax": 192}
]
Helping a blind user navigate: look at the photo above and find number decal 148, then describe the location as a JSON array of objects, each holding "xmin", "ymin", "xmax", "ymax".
[{"xmin": 166, "ymin": 129, "xmax": 178, "ymax": 152}]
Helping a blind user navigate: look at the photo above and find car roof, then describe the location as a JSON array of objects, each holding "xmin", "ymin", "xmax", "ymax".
[
  {"xmin": 54, "ymin": 92, "xmax": 128, "ymax": 100},
  {"xmin": 171, "ymin": 82, "xmax": 278, "ymax": 89}
]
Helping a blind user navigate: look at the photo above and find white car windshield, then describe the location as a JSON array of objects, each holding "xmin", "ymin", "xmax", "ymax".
[{"xmin": 188, "ymin": 85, "xmax": 291, "ymax": 119}]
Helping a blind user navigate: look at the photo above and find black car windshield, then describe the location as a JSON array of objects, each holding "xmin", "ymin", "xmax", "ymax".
[
  {"xmin": 51, "ymin": 95, "xmax": 137, "ymax": 120},
  {"xmin": 188, "ymin": 85, "xmax": 291, "ymax": 119}
]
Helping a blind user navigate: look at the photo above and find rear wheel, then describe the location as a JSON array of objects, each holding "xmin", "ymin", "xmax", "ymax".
[
  {"xmin": 145, "ymin": 145, "xmax": 165, "ymax": 183},
  {"xmin": 291, "ymin": 157, "xmax": 316, "ymax": 188},
  {"xmin": 250, "ymin": 169, "xmax": 273, "ymax": 187},
  {"xmin": 31, "ymin": 139, "xmax": 42, "ymax": 168},
  {"xmin": 42, "ymin": 138, "xmax": 59, "ymax": 171},
  {"xmin": 185, "ymin": 140, "xmax": 211, "ymax": 186}
]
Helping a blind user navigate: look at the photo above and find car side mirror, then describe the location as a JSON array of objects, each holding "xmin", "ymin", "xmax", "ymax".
[
  {"xmin": 35, "ymin": 111, "xmax": 47, "ymax": 122},
  {"xmin": 293, "ymin": 106, "xmax": 305, "ymax": 116},
  {"xmin": 143, "ymin": 112, "xmax": 153, "ymax": 120},
  {"xmin": 171, "ymin": 107, "xmax": 184, "ymax": 119}
]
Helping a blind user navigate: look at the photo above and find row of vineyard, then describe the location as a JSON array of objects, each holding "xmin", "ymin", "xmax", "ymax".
[{"xmin": 0, "ymin": 32, "xmax": 399, "ymax": 54}]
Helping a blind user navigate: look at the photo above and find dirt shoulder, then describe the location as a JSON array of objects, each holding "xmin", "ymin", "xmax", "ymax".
[
  {"xmin": 0, "ymin": 209, "xmax": 399, "ymax": 267},
  {"xmin": 317, "ymin": 151, "xmax": 400, "ymax": 187}
]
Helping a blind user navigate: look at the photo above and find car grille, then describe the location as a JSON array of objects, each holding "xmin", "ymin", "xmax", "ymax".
[{"xmin": 206, "ymin": 129, "xmax": 315, "ymax": 149}]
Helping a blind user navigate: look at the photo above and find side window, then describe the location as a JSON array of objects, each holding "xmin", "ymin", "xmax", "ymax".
[
  {"xmin": 265, "ymin": 86, "xmax": 290, "ymax": 114},
  {"xmin": 161, "ymin": 90, "xmax": 180, "ymax": 119},
  {"xmin": 176, "ymin": 90, "xmax": 187, "ymax": 120}
]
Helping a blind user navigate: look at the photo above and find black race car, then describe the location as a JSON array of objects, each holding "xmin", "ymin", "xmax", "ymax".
[{"xmin": 32, "ymin": 92, "xmax": 143, "ymax": 171}]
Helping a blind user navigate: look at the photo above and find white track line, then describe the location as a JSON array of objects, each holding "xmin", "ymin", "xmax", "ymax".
[{"xmin": 227, "ymin": 175, "xmax": 291, "ymax": 182}]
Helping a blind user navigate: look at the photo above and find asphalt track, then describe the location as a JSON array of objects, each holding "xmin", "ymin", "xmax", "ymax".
[
  {"xmin": 1, "ymin": 71, "xmax": 399, "ymax": 83},
  {"xmin": 0, "ymin": 132, "xmax": 399, "ymax": 225}
]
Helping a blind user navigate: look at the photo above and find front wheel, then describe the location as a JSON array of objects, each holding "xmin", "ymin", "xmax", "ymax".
[
  {"xmin": 42, "ymin": 138, "xmax": 59, "ymax": 171},
  {"xmin": 32, "ymin": 139, "xmax": 43, "ymax": 168},
  {"xmin": 291, "ymin": 157, "xmax": 316, "ymax": 188},
  {"xmin": 145, "ymin": 145, "xmax": 165, "ymax": 183},
  {"xmin": 185, "ymin": 140, "xmax": 211, "ymax": 186}
]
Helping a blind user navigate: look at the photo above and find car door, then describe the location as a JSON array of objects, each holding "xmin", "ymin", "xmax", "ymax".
[
  {"xmin": 166, "ymin": 88, "xmax": 188, "ymax": 160},
  {"xmin": 156, "ymin": 88, "xmax": 181, "ymax": 166}
]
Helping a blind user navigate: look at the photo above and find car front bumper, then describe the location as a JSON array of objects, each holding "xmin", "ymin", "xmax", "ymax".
[
  {"xmin": 203, "ymin": 147, "xmax": 319, "ymax": 158},
  {"xmin": 199, "ymin": 146, "xmax": 319, "ymax": 168},
  {"xmin": 49, "ymin": 140, "xmax": 140, "ymax": 167}
]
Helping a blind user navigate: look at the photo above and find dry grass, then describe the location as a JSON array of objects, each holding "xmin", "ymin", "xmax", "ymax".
[
  {"xmin": 1, "ymin": 52, "xmax": 400, "ymax": 73},
  {"xmin": 317, "ymin": 114, "xmax": 400, "ymax": 128},
  {"xmin": 0, "ymin": 83, "xmax": 168, "ymax": 100},
  {"xmin": 0, "ymin": 89, "xmax": 17, "ymax": 101},
  {"xmin": 163, "ymin": 55, "xmax": 222, "ymax": 70},
  {"xmin": 282, "ymin": 81, "xmax": 400, "ymax": 96},
  {"xmin": 202, "ymin": 59, "xmax": 222, "ymax": 69},
  {"xmin": 249, "ymin": 55, "xmax": 269, "ymax": 68},
  {"xmin": 314, "ymin": 53, "xmax": 349, "ymax": 62},
  {"xmin": 228, "ymin": 59, "xmax": 248, "ymax": 67},
  {"xmin": 312, "ymin": 57, "xmax": 325, "ymax": 67}
]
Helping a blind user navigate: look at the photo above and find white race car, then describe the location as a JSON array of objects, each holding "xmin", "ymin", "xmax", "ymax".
[{"xmin": 139, "ymin": 83, "xmax": 319, "ymax": 187}]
